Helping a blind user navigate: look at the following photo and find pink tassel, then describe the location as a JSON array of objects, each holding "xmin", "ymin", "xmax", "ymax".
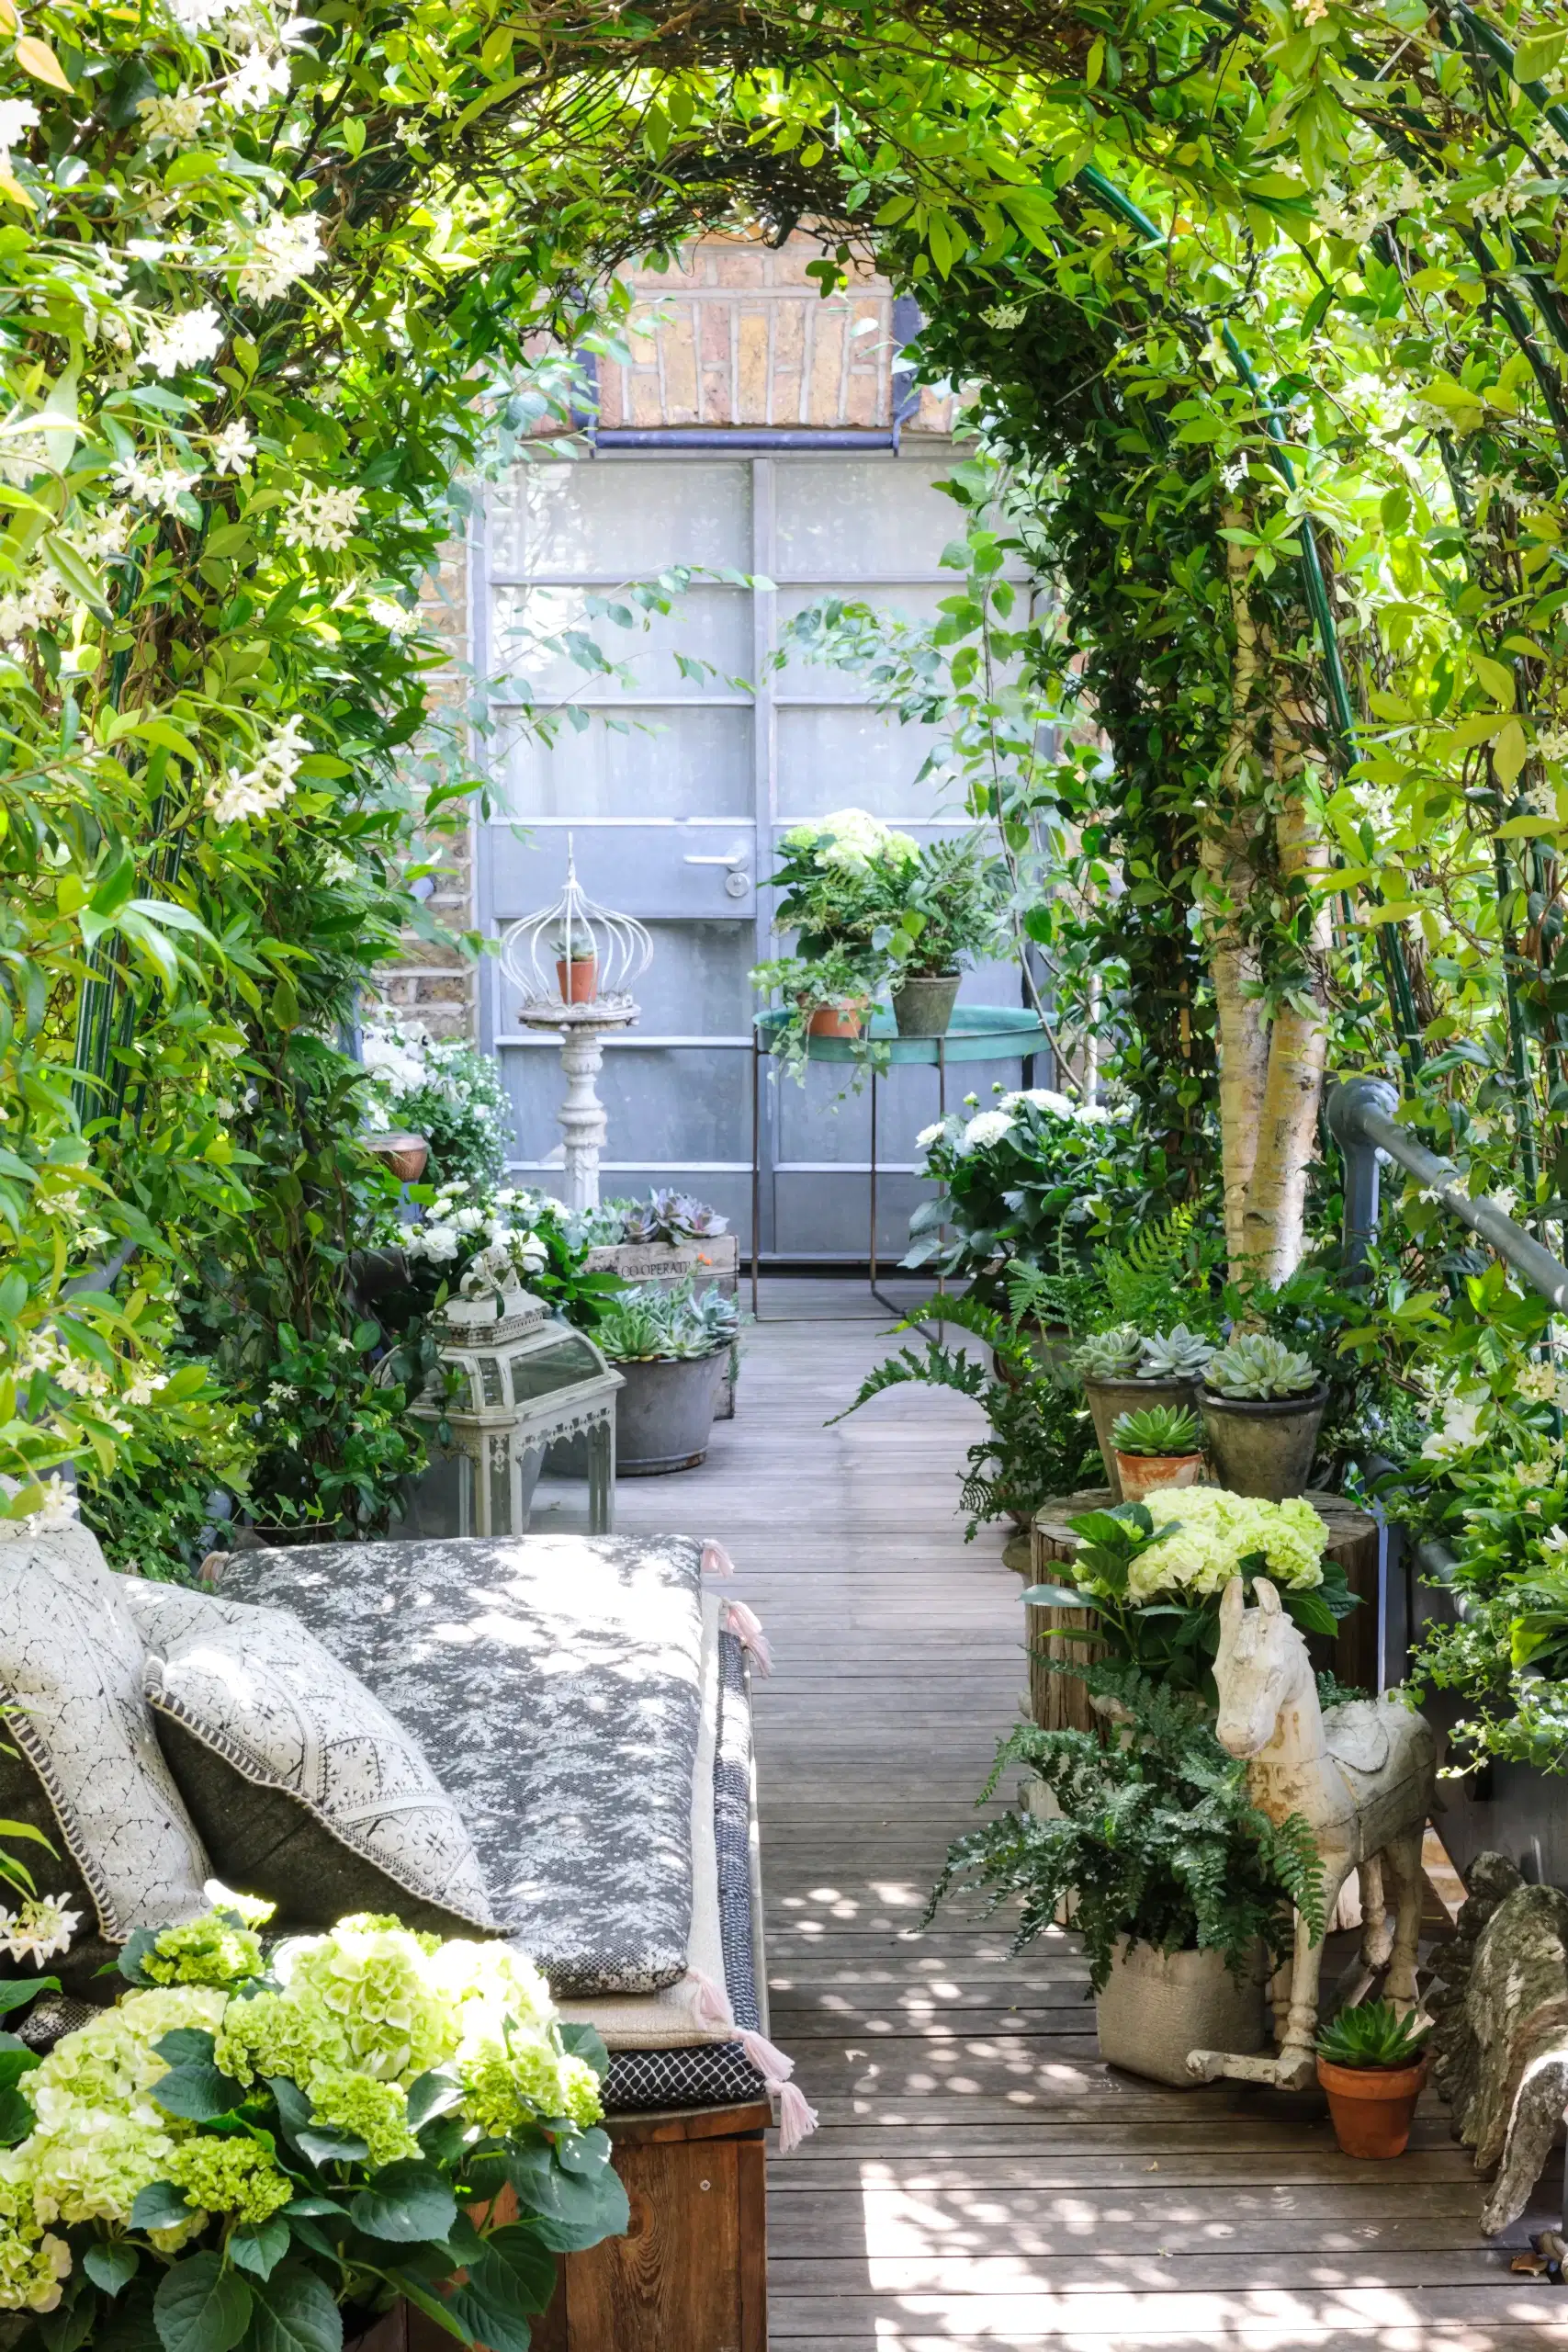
[
  {"xmin": 774, "ymin": 2080, "xmax": 818, "ymax": 2156},
  {"xmin": 689, "ymin": 1969, "xmax": 733, "ymax": 2033},
  {"xmin": 739, "ymin": 2027, "xmax": 795, "ymax": 2082},
  {"xmin": 701, "ymin": 1540, "xmax": 735, "ymax": 1578},
  {"xmin": 724, "ymin": 1599, "xmax": 773, "ymax": 1676}
]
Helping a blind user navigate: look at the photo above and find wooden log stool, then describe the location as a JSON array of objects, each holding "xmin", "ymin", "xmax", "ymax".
[{"xmin": 1019, "ymin": 1487, "xmax": 1381, "ymax": 1732}]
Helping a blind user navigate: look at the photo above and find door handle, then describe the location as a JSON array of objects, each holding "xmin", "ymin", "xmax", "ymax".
[{"xmin": 683, "ymin": 854, "xmax": 748, "ymax": 866}]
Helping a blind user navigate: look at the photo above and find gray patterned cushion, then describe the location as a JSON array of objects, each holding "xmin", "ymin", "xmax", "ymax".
[
  {"xmin": 0, "ymin": 1547, "xmax": 210, "ymax": 1991},
  {"xmin": 127, "ymin": 1584, "xmax": 494, "ymax": 1936},
  {"xmin": 213, "ymin": 1533, "xmax": 706, "ymax": 1996}
]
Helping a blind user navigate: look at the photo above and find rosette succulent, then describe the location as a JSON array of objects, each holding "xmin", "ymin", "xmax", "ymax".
[
  {"xmin": 1205, "ymin": 1334, "xmax": 1319, "ymax": 1400},
  {"xmin": 1111, "ymin": 1405, "xmax": 1202, "ymax": 1457},
  {"xmin": 1137, "ymin": 1326, "xmax": 1214, "ymax": 1380},
  {"xmin": 1073, "ymin": 1325, "xmax": 1144, "ymax": 1381}
]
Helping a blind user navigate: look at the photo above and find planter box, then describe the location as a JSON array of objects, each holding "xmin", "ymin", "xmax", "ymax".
[
  {"xmin": 585, "ymin": 1235, "xmax": 740, "ymax": 1419},
  {"xmin": 1097, "ymin": 1937, "xmax": 1267, "ymax": 2086}
]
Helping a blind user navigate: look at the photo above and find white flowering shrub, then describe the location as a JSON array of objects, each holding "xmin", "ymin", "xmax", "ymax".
[
  {"xmin": 908, "ymin": 1084, "xmax": 1140, "ymax": 1278},
  {"xmin": 0, "ymin": 1896, "xmax": 624, "ymax": 2343},
  {"xmin": 360, "ymin": 1026, "xmax": 513, "ymax": 1190}
]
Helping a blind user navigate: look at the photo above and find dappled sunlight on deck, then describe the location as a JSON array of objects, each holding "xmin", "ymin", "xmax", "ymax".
[{"xmin": 607, "ymin": 1285, "xmax": 1563, "ymax": 2350}]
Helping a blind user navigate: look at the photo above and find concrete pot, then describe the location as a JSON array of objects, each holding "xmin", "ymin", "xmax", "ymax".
[
  {"xmin": 1096, "ymin": 1936, "xmax": 1266, "ymax": 2087},
  {"xmin": 615, "ymin": 1347, "xmax": 728, "ymax": 1475},
  {"xmin": 891, "ymin": 972, "xmax": 961, "ymax": 1036},
  {"xmin": 1200, "ymin": 1383, "xmax": 1328, "ymax": 1502},
  {"xmin": 1112, "ymin": 1451, "xmax": 1205, "ymax": 1503},
  {"xmin": 1317, "ymin": 2055, "xmax": 1427, "ymax": 2159},
  {"xmin": 1081, "ymin": 1374, "xmax": 1203, "ymax": 1500}
]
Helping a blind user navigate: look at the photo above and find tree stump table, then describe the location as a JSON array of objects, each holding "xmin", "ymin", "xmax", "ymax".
[{"xmin": 1019, "ymin": 1487, "xmax": 1381, "ymax": 1734}]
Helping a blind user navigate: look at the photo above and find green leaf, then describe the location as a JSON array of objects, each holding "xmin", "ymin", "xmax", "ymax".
[
  {"xmin": 554, "ymin": 2126, "xmax": 613, "ymax": 2177},
  {"xmin": 245, "ymin": 2265, "xmax": 344, "ymax": 2352},
  {"xmin": 294, "ymin": 2125, "xmax": 368, "ymax": 2167},
  {"xmin": 130, "ymin": 2182, "xmax": 196, "ymax": 2233},
  {"xmin": 0, "ymin": 2084, "xmax": 35, "ymax": 2143},
  {"xmin": 1284, "ymin": 1588, "xmax": 1338, "ymax": 1637},
  {"xmin": 84, "ymin": 2244, "xmax": 139, "ymax": 2299},
  {"xmin": 0, "ymin": 1973, "xmax": 57, "ymax": 2017},
  {"xmin": 556, "ymin": 2022, "xmax": 609, "ymax": 2083},
  {"xmin": 1021, "ymin": 1583, "xmax": 1092, "ymax": 1611},
  {"xmin": 153, "ymin": 2029, "xmax": 217, "ymax": 2068},
  {"xmin": 405, "ymin": 2070, "xmax": 464, "ymax": 2130},
  {"xmin": 152, "ymin": 2060, "xmax": 245, "ymax": 2121},
  {"xmin": 1514, "ymin": 29, "xmax": 1567, "ymax": 80},
  {"xmin": 504, "ymin": 2147, "xmax": 628, "ymax": 2254},
  {"xmin": 227, "ymin": 2219, "xmax": 290, "ymax": 2281},
  {"xmin": 479, "ymin": 2222, "xmax": 560, "ymax": 2312},
  {"xmin": 349, "ymin": 2159, "xmax": 457, "ymax": 2244},
  {"xmin": 152, "ymin": 2255, "xmax": 253, "ymax": 2352},
  {"xmin": 44, "ymin": 535, "xmax": 109, "ymax": 618}
]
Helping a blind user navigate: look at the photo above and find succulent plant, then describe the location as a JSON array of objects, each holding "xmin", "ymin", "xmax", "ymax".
[
  {"xmin": 1072, "ymin": 1324, "xmax": 1144, "ymax": 1381},
  {"xmin": 1204, "ymin": 1331, "xmax": 1319, "ymax": 1401},
  {"xmin": 1111, "ymin": 1404, "xmax": 1203, "ymax": 1457},
  {"xmin": 594, "ymin": 1278, "xmax": 741, "ymax": 1363},
  {"xmin": 1315, "ymin": 1999, "xmax": 1430, "ymax": 2070},
  {"xmin": 617, "ymin": 1189, "xmax": 730, "ymax": 1247},
  {"xmin": 1137, "ymin": 1324, "xmax": 1214, "ymax": 1380}
]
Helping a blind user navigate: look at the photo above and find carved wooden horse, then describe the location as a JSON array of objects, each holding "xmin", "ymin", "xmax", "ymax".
[{"xmin": 1187, "ymin": 1576, "xmax": 1436, "ymax": 2092}]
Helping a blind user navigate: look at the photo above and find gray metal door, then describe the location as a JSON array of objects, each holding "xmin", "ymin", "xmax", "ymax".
[{"xmin": 476, "ymin": 447, "xmax": 1028, "ymax": 1259}]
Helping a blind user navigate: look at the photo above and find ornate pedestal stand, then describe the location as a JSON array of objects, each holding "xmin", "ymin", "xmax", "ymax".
[{"xmin": 516, "ymin": 998, "xmax": 640, "ymax": 1211}]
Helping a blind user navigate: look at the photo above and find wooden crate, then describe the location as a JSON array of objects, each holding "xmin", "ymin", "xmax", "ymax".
[
  {"xmin": 402, "ymin": 2100, "xmax": 769, "ymax": 2352},
  {"xmin": 1022, "ymin": 1486, "xmax": 1381, "ymax": 1730}
]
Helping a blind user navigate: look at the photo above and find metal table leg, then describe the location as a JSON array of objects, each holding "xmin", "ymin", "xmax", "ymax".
[{"xmin": 750, "ymin": 1030, "xmax": 761, "ymax": 1319}]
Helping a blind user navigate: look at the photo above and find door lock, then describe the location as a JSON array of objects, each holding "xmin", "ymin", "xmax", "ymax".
[{"xmin": 723, "ymin": 870, "xmax": 750, "ymax": 899}]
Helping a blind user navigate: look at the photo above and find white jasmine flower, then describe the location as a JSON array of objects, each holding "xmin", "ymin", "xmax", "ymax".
[
  {"xmin": 210, "ymin": 419, "xmax": 255, "ymax": 475},
  {"xmin": 221, "ymin": 48, "xmax": 292, "ymax": 107},
  {"xmin": 137, "ymin": 88, "xmax": 209, "ymax": 145},
  {"xmin": 316, "ymin": 847, "xmax": 355, "ymax": 886},
  {"xmin": 0, "ymin": 1894, "xmax": 81, "ymax": 1963},
  {"xmin": 235, "ymin": 209, "xmax": 324, "ymax": 301},
  {"xmin": 367, "ymin": 595, "xmax": 420, "ymax": 638},
  {"xmin": 165, "ymin": 0, "xmax": 230, "ymax": 28},
  {"xmin": 141, "ymin": 304, "xmax": 225, "ymax": 377},
  {"xmin": 1490, "ymin": 1185, "xmax": 1520, "ymax": 1217},
  {"xmin": 281, "ymin": 483, "xmax": 361, "ymax": 552},
  {"xmin": 207, "ymin": 713, "xmax": 310, "ymax": 826},
  {"xmin": 0, "ymin": 99, "xmax": 39, "ymax": 150}
]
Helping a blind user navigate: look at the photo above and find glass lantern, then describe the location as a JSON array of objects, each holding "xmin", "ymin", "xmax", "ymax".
[{"xmin": 385, "ymin": 1251, "xmax": 622, "ymax": 1537}]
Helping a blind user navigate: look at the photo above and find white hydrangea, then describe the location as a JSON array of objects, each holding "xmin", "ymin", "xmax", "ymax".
[
  {"xmin": 141, "ymin": 304, "xmax": 225, "ymax": 377},
  {"xmin": 235, "ymin": 209, "xmax": 324, "ymax": 301},
  {"xmin": 281, "ymin": 483, "xmax": 361, "ymax": 552},
  {"xmin": 207, "ymin": 713, "xmax": 310, "ymax": 826}
]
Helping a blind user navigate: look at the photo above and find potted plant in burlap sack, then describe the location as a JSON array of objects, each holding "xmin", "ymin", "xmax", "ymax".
[{"xmin": 925, "ymin": 1661, "xmax": 1323, "ymax": 2086}]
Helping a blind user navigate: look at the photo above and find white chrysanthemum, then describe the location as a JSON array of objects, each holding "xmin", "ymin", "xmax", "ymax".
[{"xmin": 915, "ymin": 1121, "xmax": 948, "ymax": 1151}]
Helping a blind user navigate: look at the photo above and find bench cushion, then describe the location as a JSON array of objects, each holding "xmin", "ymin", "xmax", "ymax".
[
  {"xmin": 214, "ymin": 1533, "xmax": 706, "ymax": 1996},
  {"xmin": 126, "ymin": 1583, "xmax": 495, "ymax": 1937}
]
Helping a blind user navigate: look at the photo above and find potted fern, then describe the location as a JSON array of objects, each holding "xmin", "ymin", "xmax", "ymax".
[
  {"xmin": 1110, "ymin": 1404, "xmax": 1205, "ymax": 1501},
  {"xmin": 1315, "ymin": 2000, "xmax": 1430, "ymax": 2158},
  {"xmin": 927, "ymin": 1663, "xmax": 1324, "ymax": 2086},
  {"xmin": 1073, "ymin": 1325, "xmax": 1213, "ymax": 1499},
  {"xmin": 1200, "ymin": 1333, "xmax": 1328, "ymax": 1501}
]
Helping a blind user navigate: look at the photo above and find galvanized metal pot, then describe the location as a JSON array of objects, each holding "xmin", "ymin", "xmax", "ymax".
[{"xmin": 615, "ymin": 1348, "xmax": 729, "ymax": 1475}]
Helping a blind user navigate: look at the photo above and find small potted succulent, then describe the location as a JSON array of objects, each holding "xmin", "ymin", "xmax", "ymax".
[
  {"xmin": 547, "ymin": 917, "xmax": 598, "ymax": 1003},
  {"xmin": 1110, "ymin": 1404, "xmax": 1206, "ymax": 1501},
  {"xmin": 1200, "ymin": 1332, "xmax": 1327, "ymax": 1502},
  {"xmin": 594, "ymin": 1278, "xmax": 742, "ymax": 1473},
  {"xmin": 1315, "ymin": 1999, "xmax": 1431, "ymax": 2159},
  {"xmin": 1074, "ymin": 1324, "xmax": 1213, "ymax": 1500}
]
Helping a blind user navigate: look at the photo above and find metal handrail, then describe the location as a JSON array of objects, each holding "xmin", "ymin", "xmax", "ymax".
[{"xmin": 1325, "ymin": 1078, "xmax": 1568, "ymax": 1313}]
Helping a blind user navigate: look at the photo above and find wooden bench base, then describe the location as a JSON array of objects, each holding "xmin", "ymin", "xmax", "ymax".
[{"xmin": 397, "ymin": 2100, "xmax": 770, "ymax": 2352}]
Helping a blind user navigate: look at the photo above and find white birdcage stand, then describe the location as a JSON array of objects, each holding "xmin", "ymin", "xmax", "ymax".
[{"xmin": 500, "ymin": 839, "xmax": 653, "ymax": 1211}]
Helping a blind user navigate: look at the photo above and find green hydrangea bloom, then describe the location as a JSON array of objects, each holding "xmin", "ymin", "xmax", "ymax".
[
  {"xmin": 279, "ymin": 1922, "xmax": 457, "ymax": 2083},
  {"xmin": 308, "ymin": 2070, "xmax": 419, "ymax": 2165},
  {"xmin": 1123, "ymin": 1489, "xmax": 1326, "ymax": 1603},
  {"xmin": 28, "ymin": 2108, "xmax": 183, "ymax": 2229},
  {"xmin": 143, "ymin": 1912, "xmax": 267, "ymax": 1991},
  {"xmin": 0, "ymin": 2151, "xmax": 72, "ymax": 2312},
  {"xmin": 29, "ymin": 1986, "xmax": 229, "ymax": 2133},
  {"xmin": 164, "ymin": 2137, "xmax": 293, "ymax": 2225},
  {"xmin": 214, "ymin": 1988, "xmax": 352, "ymax": 2093}
]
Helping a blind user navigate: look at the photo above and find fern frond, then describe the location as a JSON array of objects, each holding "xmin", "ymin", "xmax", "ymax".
[{"xmin": 828, "ymin": 1341, "xmax": 988, "ymax": 1424}]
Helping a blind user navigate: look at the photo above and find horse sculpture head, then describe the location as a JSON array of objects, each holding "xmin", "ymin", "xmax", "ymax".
[{"xmin": 1213, "ymin": 1576, "xmax": 1311, "ymax": 1758}]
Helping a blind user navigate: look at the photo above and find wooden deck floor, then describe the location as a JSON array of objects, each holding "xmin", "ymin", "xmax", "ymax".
[{"xmin": 594, "ymin": 1284, "xmax": 1567, "ymax": 2350}]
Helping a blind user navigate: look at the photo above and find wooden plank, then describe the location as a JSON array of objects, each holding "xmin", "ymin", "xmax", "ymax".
[{"xmin": 597, "ymin": 1298, "xmax": 1502, "ymax": 2352}]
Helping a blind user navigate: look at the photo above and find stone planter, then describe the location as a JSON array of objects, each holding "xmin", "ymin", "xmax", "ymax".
[
  {"xmin": 615, "ymin": 1347, "xmax": 729, "ymax": 1475},
  {"xmin": 1317, "ymin": 2055, "xmax": 1427, "ymax": 2159},
  {"xmin": 891, "ymin": 972, "xmax": 961, "ymax": 1036},
  {"xmin": 1081, "ymin": 1374, "xmax": 1203, "ymax": 1500},
  {"xmin": 1200, "ymin": 1383, "xmax": 1328, "ymax": 1502},
  {"xmin": 1095, "ymin": 1936, "xmax": 1266, "ymax": 2087},
  {"xmin": 1112, "ymin": 1451, "xmax": 1205, "ymax": 1503}
]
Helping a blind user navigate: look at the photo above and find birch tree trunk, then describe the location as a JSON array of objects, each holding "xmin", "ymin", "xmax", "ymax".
[{"xmin": 1202, "ymin": 519, "xmax": 1271, "ymax": 1273}]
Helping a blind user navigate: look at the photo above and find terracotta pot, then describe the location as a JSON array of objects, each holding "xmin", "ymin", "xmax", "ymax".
[
  {"xmin": 1113, "ymin": 1451, "xmax": 1206, "ymax": 1503},
  {"xmin": 1081, "ymin": 1373, "xmax": 1203, "ymax": 1500},
  {"xmin": 556, "ymin": 955, "xmax": 598, "ymax": 1004},
  {"xmin": 807, "ymin": 1003, "xmax": 864, "ymax": 1039},
  {"xmin": 1317, "ymin": 2054, "xmax": 1427, "ymax": 2158},
  {"xmin": 363, "ymin": 1131, "xmax": 429, "ymax": 1183}
]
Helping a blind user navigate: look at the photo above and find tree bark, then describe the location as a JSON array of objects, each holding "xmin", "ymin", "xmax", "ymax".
[{"xmin": 1202, "ymin": 518, "xmax": 1271, "ymax": 1275}]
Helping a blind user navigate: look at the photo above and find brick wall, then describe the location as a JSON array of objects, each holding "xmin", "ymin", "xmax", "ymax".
[{"xmin": 375, "ymin": 231, "xmax": 955, "ymax": 1042}]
